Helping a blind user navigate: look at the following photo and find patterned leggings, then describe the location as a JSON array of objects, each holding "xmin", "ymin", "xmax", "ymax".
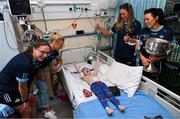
[{"xmin": 90, "ymin": 81, "xmax": 120, "ymax": 109}]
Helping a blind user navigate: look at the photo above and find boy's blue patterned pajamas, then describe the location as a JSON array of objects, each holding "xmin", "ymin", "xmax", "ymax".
[{"xmin": 90, "ymin": 81, "xmax": 120, "ymax": 109}]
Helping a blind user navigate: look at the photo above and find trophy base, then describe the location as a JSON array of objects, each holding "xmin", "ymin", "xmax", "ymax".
[{"xmin": 143, "ymin": 63, "xmax": 158, "ymax": 73}]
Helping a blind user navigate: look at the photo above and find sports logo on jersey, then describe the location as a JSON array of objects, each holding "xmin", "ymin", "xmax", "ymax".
[
  {"xmin": 15, "ymin": 98, "xmax": 21, "ymax": 102},
  {"xmin": 159, "ymin": 35, "xmax": 164, "ymax": 39},
  {"xmin": 22, "ymin": 73, "xmax": 29, "ymax": 79}
]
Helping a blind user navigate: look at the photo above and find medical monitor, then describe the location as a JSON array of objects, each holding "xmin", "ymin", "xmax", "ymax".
[
  {"xmin": 7, "ymin": 0, "xmax": 31, "ymax": 16},
  {"xmin": 173, "ymin": 3, "xmax": 180, "ymax": 13}
]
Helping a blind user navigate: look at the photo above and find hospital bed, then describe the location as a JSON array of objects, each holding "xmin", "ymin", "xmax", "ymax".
[{"xmin": 60, "ymin": 46, "xmax": 180, "ymax": 119}]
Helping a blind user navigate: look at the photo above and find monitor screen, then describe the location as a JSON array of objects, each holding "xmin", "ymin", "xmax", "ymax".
[
  {"xmin": 8, "ymin": 0, "xmax": 31, "ymax": 16},
  {"xmin": 173, "ymin": 3, "xmax": 180, "ymax": 13}
]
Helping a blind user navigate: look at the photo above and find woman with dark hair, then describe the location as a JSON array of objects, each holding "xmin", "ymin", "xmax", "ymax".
[
  {"xmin": 0, "ymin": 41, "xmax": 51, "ymax": 118},
  {"xmin": 96, "ymin": 3, "xmax": 141, "ymax": 66},
  {"xmin": 139, "ymin": 8, "xmax": 173, "ymax": 78}
]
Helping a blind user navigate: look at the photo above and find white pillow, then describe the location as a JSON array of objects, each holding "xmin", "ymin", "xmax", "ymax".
[
  {"xmin": 105, "ymin": 61, "xmax": 143, "ymax": 97},
  {"xmin": 99, "ymin": 63, "xmax": 110, "ymax": 74}
]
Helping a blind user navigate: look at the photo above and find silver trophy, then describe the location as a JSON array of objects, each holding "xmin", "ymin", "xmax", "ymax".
[{"xmin": 144, "ymin": 38, "xmax": 171, "ymax": 73}]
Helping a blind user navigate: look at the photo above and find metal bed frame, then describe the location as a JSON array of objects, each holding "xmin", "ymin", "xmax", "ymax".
[{"xmin": 60, "ymin": 46, "xmax": 180, "ymax": 118}]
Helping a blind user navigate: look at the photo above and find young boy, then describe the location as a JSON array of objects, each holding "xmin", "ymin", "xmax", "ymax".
[{"xmin": 74, "ymin": 55, "xmax": 125, "ymax": 115}]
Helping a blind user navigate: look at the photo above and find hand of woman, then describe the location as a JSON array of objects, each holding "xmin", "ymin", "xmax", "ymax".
[
  {"xmin": 140, "ymin": 54, "xmax": 151, "ymax": 68},
  {"xmin": 95, "ymin": 23, "xmax": 101, "ymax": 31},
  {"xmin": 20, "ymin": 102, "xmax": 31, "ymax": 113},
  {"xmin": 149, "ymin": 55, "xmax": 160, "ymax": 63},
  {"xmin": 123, "ymin": 35, "xmax": 129, "ymax": 42}
]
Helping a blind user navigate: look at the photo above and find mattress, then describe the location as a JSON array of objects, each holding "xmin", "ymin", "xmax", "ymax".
[
  {"xmin": 62, "ymin": 62, "xmax": 173, "ymax": 119},
  {"xmin": 62, "ymin": 61, "xmax": 113, "ymax": 108},
  {"xmin": 74, "ymin": 90, "xmax": 173, "ymax": 119}
]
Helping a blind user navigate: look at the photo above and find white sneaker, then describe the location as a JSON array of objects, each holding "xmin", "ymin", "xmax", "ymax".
[{"xmin": 44, "ymin": 111, "xmax": 57, "ymax": 119}]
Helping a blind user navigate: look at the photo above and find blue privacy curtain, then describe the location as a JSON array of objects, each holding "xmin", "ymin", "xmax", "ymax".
[{"xmin": 115, "ymin": 0, "xmax": 167, "ymax": 27}]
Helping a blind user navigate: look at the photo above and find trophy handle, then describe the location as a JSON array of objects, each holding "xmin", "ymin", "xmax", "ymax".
[
  {"xmin": 166, "ymin": 44, "xmax": 173, "ymax": 56},
  {"xmin": 143, "ymin": 63, "xmax": 158, "ymax": 73}
]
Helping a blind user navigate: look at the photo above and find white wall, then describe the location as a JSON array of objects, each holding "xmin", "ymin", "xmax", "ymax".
[
  {"xmin": 33, "ymin": 17, "xmax": 115, "ymax": 49},
  {"xmin": 30, "ymin": 0, "xmax": 116, "ymax": 49},
  {"xmin": 30, "ymin": 0, "xmax": 116, "ymax": 20},
  {"xmin": 0, "ymin": 11, "xmax": 19, "ymax": 70}
]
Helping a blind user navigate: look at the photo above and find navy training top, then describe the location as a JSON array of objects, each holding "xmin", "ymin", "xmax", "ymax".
[
  {"xmin": 111, "ymin": 19, "xmax": 141, "ymax": 59},
  {"xmin": 0, "ymin": 53, "xmax": 36, "ymax": 91},
  {"xmin": 34, "ymin": 50, "xmax": 59, "ymax": 69},
  {"xmin": 139, "ymin": 26, "xmax": 173, "ymax": 58}
]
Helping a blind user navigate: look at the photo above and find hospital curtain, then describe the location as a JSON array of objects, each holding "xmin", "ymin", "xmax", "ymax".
[{"xmin": 115, "ymin": 0, "xmax": 167, "ymax": 27}]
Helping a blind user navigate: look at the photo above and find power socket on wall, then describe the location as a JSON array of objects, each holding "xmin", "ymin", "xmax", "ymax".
[{"xmin": 69, "ymin": 4, "xmax": 89, "ymax": 12}]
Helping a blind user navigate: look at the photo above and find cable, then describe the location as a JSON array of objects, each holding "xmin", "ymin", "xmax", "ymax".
[
  {"xmin": 2, "ymin": 9, "xmax": 19, "ymax": 50},
  {"xmin": 2, "ymin": 9, "xmax": 28, "ymax": 49},
  {"xmin": 84, "ymin": 10, "xmax": 97, "ymax": 40},
  {"xmin": 55, "ymin": 11, "xmax": 83, "ymax": 32},
  {"xmin": 85, "ymin": 11, "xmax": 95, "ymax": 28},
  {"xmin": 40, "ymin": 6, "xmax": 48, "ymax": 32},
  {"xmin": 3, "ymin": 19, "xmax": 18, "ymax": 50}
]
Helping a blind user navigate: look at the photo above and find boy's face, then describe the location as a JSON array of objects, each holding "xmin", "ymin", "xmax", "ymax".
[{"xmin": 82, "ymin": 67, "xmax": 91, "ymax": 76}]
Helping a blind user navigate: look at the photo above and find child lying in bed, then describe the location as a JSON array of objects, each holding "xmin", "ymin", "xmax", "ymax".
[{"xmin": 74, "ymin": 55, "xmax": 125, "ymax": 115}]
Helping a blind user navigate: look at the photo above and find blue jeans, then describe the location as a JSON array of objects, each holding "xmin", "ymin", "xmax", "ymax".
[{"xmin": 36, "ymin": 79, "xmax": 49, "ymax": 108}]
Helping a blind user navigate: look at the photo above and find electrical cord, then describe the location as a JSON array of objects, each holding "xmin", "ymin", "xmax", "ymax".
[
  {"xmin": 3, "ymin": 19, "xmax": 18, "ymax": 50},
  {"xmin": 2, "ymin": 9, "xmax": 19, "ymax": 50},
  {"xmin": 55, "ymin": 10, "xmax": 83, "ymax": 32},
  {"xmin": 40, "ymin": 6, "xmax": 47, "ymax": 32},
  {"xmin": 2, "ymin": 9, "xmax": 30, "ymax": 49},
  {"xmin": 84, "ymin": 11, "xmax": 97, "ymax": 40}
]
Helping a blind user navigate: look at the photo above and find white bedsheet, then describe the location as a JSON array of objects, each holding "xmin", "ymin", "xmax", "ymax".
[
  {"xmin": 62, "ymin": 60, "xmax": 143, "ymax": 108},
  {"xmin": 62, "ymin": 62, "xmax": 112, "ymax": 108}
]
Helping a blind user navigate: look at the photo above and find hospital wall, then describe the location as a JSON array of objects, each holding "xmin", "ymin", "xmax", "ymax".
[
  {"xmin": 29, "ymin": 0, "xmax": 116, "ymax": 50},
  {"xmin": 32, "ymin": 17, "xmax": 115, "ymax": 50},
  {"xmin": 30, "ymin": 0, "xmax": 169, "ymax": 49}
]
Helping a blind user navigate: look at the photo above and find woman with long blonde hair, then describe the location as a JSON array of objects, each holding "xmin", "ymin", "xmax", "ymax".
[{"xmin": 96, "ymin": 3, "xmax": 141, "ymax": 65}]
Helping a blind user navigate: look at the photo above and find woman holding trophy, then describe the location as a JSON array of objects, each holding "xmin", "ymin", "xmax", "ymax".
[{"xmin": 139, "ymin": 8, "xmax": 173, "ymax": 79}]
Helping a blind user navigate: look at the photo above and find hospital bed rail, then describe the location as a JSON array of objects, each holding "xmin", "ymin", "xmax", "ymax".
[
  {"xmin": 60, "ymin": 46, "xmax": 180, "ymax": 118},
  {"xmin": 140, "ymin": 76, "xmax": 180, "ymax": 118}
]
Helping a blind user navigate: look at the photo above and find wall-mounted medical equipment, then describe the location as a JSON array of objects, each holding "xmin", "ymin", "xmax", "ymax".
[
  {"xmin": 0, "ymin": 0, "xmax": 32, "ymax": 70},
  {"xmin": 173, "ymin": 2, "xmax": 180, "ymax": 13},
  {"xmin": 7, "ymin": 0, "xmax": 31, "ymax": 16}
]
